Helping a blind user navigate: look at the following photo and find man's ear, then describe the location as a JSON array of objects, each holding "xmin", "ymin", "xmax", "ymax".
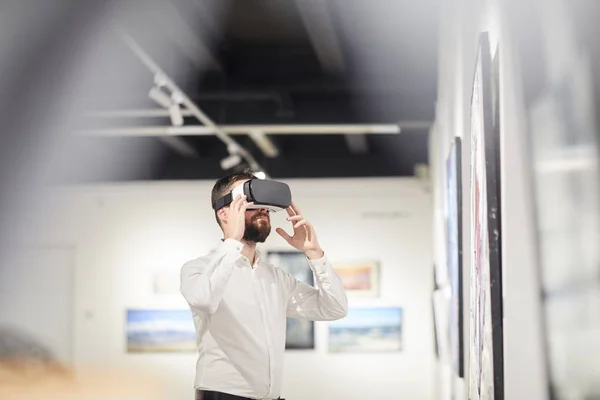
[{"xmin": 217, "ymin": 208, "xmax": 228, "ymax": 224}]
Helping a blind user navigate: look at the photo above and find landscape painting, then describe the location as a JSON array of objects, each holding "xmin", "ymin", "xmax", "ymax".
[
  {"xmin": 333, "ymin": 260, "xmax": 379, "ymax": 297},
  {"xmin": 126, "ymin": 309, "xmax": 196, "ymax": 353},
  {"xmin": 328, "ymin": 307, "xmax": 403, "ymax": 352}
]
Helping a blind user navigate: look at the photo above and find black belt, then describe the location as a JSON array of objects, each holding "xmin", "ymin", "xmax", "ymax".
[{"xmin": 195, "ymin": 389, "xmax": 285, "ymax": 400}]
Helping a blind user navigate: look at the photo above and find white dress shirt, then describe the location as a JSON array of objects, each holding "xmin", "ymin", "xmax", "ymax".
[{"xmin": 180, "ymin": 238, "xmax": 348, "ymax": 400}]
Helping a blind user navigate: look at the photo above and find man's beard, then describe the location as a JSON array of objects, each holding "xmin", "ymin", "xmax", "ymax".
[{"xmin": 243, "ymin": 214, "xmax": 271, "ymax": 243}]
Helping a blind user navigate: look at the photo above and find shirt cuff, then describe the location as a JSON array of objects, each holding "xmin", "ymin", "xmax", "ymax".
[{"xmin": 307, "ymin": 254, "xmax": 330, "ymax": 272}]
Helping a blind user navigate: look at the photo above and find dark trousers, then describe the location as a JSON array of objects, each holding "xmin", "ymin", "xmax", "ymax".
[{"xmin": 196, "ymin": 390, "xmax": 285, "ymax": 400}]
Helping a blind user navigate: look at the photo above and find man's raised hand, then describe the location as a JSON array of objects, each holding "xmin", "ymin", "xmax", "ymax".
[
  {"xmin": 223, "ymin": 195, "xmax": 253, "ymax": 242},
  {"xmin": 275, "ymin": 202, "xmax": 324, "ymax": 260}
]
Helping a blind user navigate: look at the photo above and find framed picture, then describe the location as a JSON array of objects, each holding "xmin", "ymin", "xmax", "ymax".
[
  {"xmin": 432, "ymin": 265, "xmax": 440, "ymax": 359},
  {"xmin": 267, "ymin": 250, "xmax": 315, "ymax": 350},
  {"xmin": 432, "ymin": 287, "xmax": 451, "ymax": 363},
  {"xmin": 333, "ymin": 260, "xmax": 380, "ymax": 297},
  {"xmin": 285, "ymin": 318, "xmax": 315, "ymax": 350},
  {"xmin": 328, "ymin": 307, "xmax": 403, "ymax": 353},
  {"xmin": 432, "ymin": 299, "xmax": 439, "ymax": 359},
  {"xmin": 468, "ymin": 32, "xmax": 504, "ymax": 400},
  {"xmin": 446, "ymin": 136, "xmax": 465, "ymax": 377},
  {"xmin": 126, "ymin": 309, "xmax": 196, "ymax": 353}
]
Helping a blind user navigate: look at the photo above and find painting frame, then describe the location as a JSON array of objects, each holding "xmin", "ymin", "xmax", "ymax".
[
  {"xmin": 446, "ymin": 136, "xmax": 465, "ymax": 378},
  {"xmin": 432, "ymin": 287, "xmax": 451, "ymax": 364},
  {"xmin": 468, "ymin": 32, "xmax": 504, "ymax": 400},
  {"xmin": 333, "ymin": 260, "xmax": 380, "ymax": 297}
]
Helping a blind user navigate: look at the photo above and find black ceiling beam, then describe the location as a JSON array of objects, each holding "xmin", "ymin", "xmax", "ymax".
[
  {"xmin": 192, "ymin": 95, "xmax": 432, "ymax": 125},
  {"xmin": 201, "ymin": 90, "xmax": 434, "ymax": 123},
  {"xmin": 196, "ymin": 65, "xmax": 437, "ymax": 95},
  {"xmin": 153, "ymin": 153, "xmax": 423, "ymax": 181}
]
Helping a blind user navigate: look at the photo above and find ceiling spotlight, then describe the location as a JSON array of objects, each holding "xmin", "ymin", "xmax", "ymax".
[
  {"xmin": 220, "ymin": 153, "xmax": 242, "ymax": 171},
  {"xmin": 171, "ymin": 91, "xmax": 184, "ymax": 105},
  {"xmin": 169, "ymin": 103, "xmax": 183, "ymax": 127},
  {"xmin": 148, "ymin": 86, "xmax": 171, "ymax": 109},
  {"xmin": 168, "ymin": 92, "xmax": 185, "ymax": 126},
  {"xmin": 227, "ymin": 144, "xmax": 242, "ymax": 155},
  {"xmin": 153, "ymin": 73, "xmax": 168, "ymax": 88}
]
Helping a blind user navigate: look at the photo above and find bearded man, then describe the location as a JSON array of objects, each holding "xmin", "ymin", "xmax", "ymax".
[{"xmin": 180, "ymin": 170, "xmax": 347, "ymax": 400}]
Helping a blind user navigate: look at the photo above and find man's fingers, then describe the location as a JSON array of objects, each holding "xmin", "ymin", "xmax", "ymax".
[
  {"xmin": 276, "ymin": 227, "xmax": 292, "ymax": 243},
  {"xmin": 293, "ymin": 220, "xmax": 307, "ymax": 229},
  {"xmin": 240, "ymin": 200, "xmax": 254, "ymax": 212},
  {"xmin": 306, "ymin": 223, "xmax": 314, "ymax": 242},
  {"xmin": 286, "ymin": 215, "xmax": 303, "ymax": 222},
  {"xmin": 290, "ymin": 201, "xmax": 301, "ymax": 215},
  {"xmin": 238, "ymin": 195, "xmax": 247, "ymax": 211},
  {"xmin": 233, "ymin": 195, "xmax": 247, "ymax": 212},
  {"xmin": 230, "ymin": 195, "xmax": 240, "ymax": 210}
]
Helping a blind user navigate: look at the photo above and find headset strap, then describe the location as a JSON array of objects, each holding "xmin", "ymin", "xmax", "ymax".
[{"xmin": 213, "ymin": 192, "xmax": 233, "ymax": 210}]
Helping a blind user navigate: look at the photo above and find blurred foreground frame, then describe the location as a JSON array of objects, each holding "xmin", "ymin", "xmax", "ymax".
[{"xmin": 0, "ymin": 326, "xmax": 168, "ymax": 399}]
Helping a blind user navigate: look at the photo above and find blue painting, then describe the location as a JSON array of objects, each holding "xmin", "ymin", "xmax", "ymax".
[
  {"xmin": 126, "ymin": 309, "xmax": 196, "ymax": 353},
  {"xmin": 328, "ymin": 307, "xmax": 403, "ymax": 352}
]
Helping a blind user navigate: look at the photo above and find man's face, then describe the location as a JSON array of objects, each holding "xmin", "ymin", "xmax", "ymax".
[{"xmin": 228, "ymin": 179, "xmax": 271, "ymax": 243}]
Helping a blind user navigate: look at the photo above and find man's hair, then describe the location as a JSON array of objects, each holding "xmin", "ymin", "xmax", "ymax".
[{"xmin": 211, "ymin": 168, "xmax": 258, "ymax": 226}]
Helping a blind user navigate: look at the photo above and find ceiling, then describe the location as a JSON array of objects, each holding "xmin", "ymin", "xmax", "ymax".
[{"xmin": 68, "ymin": 0, "xmax": 440, "ymax": 182}]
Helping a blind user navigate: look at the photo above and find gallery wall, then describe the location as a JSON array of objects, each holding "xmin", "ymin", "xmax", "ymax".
[
  {"xmin": 431, "ymin": 0, "xmax": 549, "ymax": 399},
  {"xmin": 26, "ymin": 177, "xmax": 435, "ymax": 400}
]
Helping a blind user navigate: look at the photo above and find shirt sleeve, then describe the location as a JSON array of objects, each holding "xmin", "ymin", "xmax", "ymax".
[
  {"xmin": 180, "ymin": 239, "xmax": 245, "ymax": 314},
  {"xmin": 284, "ymin": 254, "xmax": 348, "ymax": 321}
]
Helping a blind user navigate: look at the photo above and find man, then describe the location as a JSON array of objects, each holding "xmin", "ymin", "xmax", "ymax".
[{"xmin": 180, "ymin": 170, "xmax": 348, "ymax": 400}]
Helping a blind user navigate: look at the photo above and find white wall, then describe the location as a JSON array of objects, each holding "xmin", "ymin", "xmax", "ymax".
[
  {"xmin": 28, "ymin": 177, "xmax": 434, "ymax": 400},
  {"xmin": 432, "ymin": 0, "xmax": 550, "ymax": 399}
]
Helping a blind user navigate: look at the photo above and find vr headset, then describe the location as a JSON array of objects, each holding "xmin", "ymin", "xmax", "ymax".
[{"xmin": 212, "ymin": 179, "xmax": 292, "ymax": 213}]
